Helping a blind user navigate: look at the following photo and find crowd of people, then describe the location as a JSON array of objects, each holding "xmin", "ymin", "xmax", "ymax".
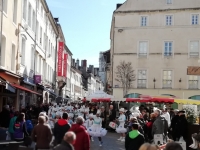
[{"xmin": 0, "ymin": 101, "xmax": 188, "ymax": 150}]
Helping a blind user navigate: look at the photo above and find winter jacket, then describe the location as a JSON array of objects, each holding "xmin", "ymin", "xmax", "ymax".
[
  {"xmin": 54, "ymin": 119, "xmax": 71, "ymax": 144},
  {"xmin": 53, "ymin": 140, "xmax": 74, "ymax": 150},
  {"xmin": 8, "ymin": 116, "xmax": 17, "ymax": 133},
  {"xmin": 125, "ymin": 130, "xmax": 145, "ymax": 150},
  {"xmin": 31, "ymin": 123, "xmax": 53, "ymax": 149},
  {"xmin": 0, "ymin": 109, "xmax": 10, "ymax": 128},
  {"xmin": 69, "ymin": 124, "xmax": 90, "ymax": 150},
  {"xmin": 13, "ymin": 121, "xmax": 29, "ymax": 140},
  {"xmin": 152, "ymin": 116, "xmax": 168, "ymax": 136},
  {"xmin": 26, "ymin": 120, "xmax": 33, "ymax": 133}
]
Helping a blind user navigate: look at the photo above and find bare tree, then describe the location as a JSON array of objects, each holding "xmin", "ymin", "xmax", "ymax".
[{"xmin": 115, "ymin": 61, "xmax": 135, "ymax": 97}]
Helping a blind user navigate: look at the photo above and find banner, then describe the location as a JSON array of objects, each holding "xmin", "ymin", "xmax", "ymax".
[
  {"xmin": 57, "ymin": 42, "xmax": 64, "ymax": 76},
  {"xmin": 34, "ymin": 75, "xmax": 41, "ymax": 84},
  {"xmin": 63, "ymin": 53, "xmax": 68, "ymax": 77}
]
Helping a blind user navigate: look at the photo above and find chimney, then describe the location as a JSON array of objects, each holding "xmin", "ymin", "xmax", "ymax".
[
  {"xmin": 116, "ymin": 4, "xmax": 122, "ymax": 9},
  {"xmin": 75, "ymin": 61, "xmax": 79, "ymax": 69},
  {"xmin": 72, "ymin": 59, "xmax": 75, "ymax": 67},
  {"xmin": 90, "ymin": 65, "xmax": 94, "ymax": 74},
  {"xmin": 76, "ymin": 59, "xmax": 79, "ymax": 67},
  {"xmin": 94, "ymin": 68, "xmax": 97, "ymax": 76},
  {"xmin": 82, "ymin": 60, "xmax": 87, "ymax": 72}
]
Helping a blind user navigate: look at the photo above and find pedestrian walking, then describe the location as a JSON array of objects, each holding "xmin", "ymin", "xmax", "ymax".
[
  {"xmin": 69, "ymin": 116, "xmax": 90, "ymax": 150},
  {"xmin": 125, "ymin": 123, "xmax": 145, "ymax": 150},
  {"xmin": 53, "ymin": 131, "xmax": 76, "ymax": 150},
  {"xmin": 31, "ymin": 116, "xmax": 53, "ymax": 150},
  {"xmin": 54, "ymin": 112, "xmax": 71, "ymax": 145}
]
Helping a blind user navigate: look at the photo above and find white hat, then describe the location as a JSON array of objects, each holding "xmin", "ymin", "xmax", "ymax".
[
  {"xmin": 56, "ymin": 111, "xmax": 61, "ymax": 116},
  {"xmin": 119, "ymin": 108, "xmax": 125, "ymax": 112},
  {"xmin": 96, "ymin": 110, "xmax": 101, "ymax": 114},
  {"xmin": 89, "ymin": 113, "xmax": 93, "ymax": 118},
  {"xmin": 131, "ymin": 112, "xmax": 140, "ymax": 118}
]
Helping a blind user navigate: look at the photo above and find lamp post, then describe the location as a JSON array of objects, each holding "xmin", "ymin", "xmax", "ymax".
[{"xmin": 153, "ymin": 78, "xmax": 156, "ymax": 89}]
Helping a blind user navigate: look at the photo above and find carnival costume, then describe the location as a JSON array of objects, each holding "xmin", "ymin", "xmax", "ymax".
[
  {"xmin": 116, "ymin": 109, "xmax": 127, "ymax": 134},
  {"xmin": 88, "ymin": 110, "xmax": 107, "ymax": 137}
]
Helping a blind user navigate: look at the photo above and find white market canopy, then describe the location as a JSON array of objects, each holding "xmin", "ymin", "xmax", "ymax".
[{"xmin": 84, "ymin": 90, "xmax": 114, "ymax": 102}]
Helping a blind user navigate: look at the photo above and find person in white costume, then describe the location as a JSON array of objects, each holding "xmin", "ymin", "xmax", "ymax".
[
  {"xmin": 116, "ymin": 108, "xmax": 127, "ymax": 142},
  {"xmin": 88, "ymin": 110, "xmax": 107, "ymax": 147},
  {"xmin": 161, "ymin": 106, "xmax": 171, "ymax": 127},
  {"xmin": 84, "ymin": 114, "xmax": 94, "ymax": 141}
]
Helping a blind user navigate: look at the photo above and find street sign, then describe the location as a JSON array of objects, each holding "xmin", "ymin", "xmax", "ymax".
[{"xmin": 187, "ymin": 66, "xmax": 200, "ymax": 75}]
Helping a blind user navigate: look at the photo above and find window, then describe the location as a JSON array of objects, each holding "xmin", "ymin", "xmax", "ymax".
[
  {"xmin": 13, "ymin": 0, "xmax": 18, "ymax": 24},
  {"xmin": 40, "ymin": 27, "xmax": 42, "ymax": 45},
  {"xmin": 40, "ymin": 5, "xmax": 43, "ymax": 17},
  {"xmin": 137, "ymin": 70, "xmax": 147, "ymax": 88},
  {"xmin": 190, "ymin": 41, "xmax": 199, "ymax": 57},
  {"xmin": 139, "ymin": 41, "xmax": 148, "ymax": 57},
  {"xmin": 163, "ymin": 70, "xmax": 172, "ymax": 88},
  {"xmin": 28, "ymin": 3, "xmax": 32, "ymax": 27},
  {"xmin": 32, "ymin": 11, "xmax": 36, "ymax": 32},
  {"xmin": 188, "ymin": 75, "xmax": 198, "ymax": 89},
  {"xmin": 23, "ymin": 0, "xmax": 27, "ymax": 20},
  {"xmin": 164, "ymin": 41, "xmax": 173, "ymax": 56},
  {"xmin": 166, "ymin": 15, "xmax": 172, "ymax": 25},
  {"xmin": 166, "ymin": 0, "xmax": 172, "ymax": 4},
  {"xmin": 43, "ymin": 33, "xmax": 45, "ymax": 49},
  {"xmin": 31, "ymin": 47, "xmax": 34, "ymax": 70},
  {"xmin": 3, "ymin": 0, "xmax": 7, "ymax": 13},
  {"xmin": 21, "ymin": 38, "xmax": 26, "ymax": 65},
  {"xmin": 141, "ymin": 16, "xmax": 147, "ymax": 26},
  {"xmin": 36, "ymin": 21, "xmax": 39, "ymax": 40},
  {"xmin": 11, "ymin": 44, "xmax": 15, "ymax": 71},
  {"xmin": 192, "ymin": 14, "xmax": 199, "ymax": 25}
]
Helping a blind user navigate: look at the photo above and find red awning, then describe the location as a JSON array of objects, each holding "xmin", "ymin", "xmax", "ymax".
[
  {"xmin": 126, "ymin": 98, "xmax": 151, "ymax": 102},
  {"xmin": 12, "ymin": 84, "xmax": 42, "ymax": 96},
  {"xmin": 91, "ymin": 98, "xmax": 111, "ymax": 102},
  {"xmin": 151, "ymin": 97, "xmax": 174, "ymax": 103}
]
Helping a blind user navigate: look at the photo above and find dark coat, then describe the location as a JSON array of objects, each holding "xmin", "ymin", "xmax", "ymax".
[
  {"xmin": 177, "ymin": 114, "xmax": 188, "ymax": 141},
  {"xmin": 54, "ymin": 119, "xmax": 71, "ymax": 144},
  {"xmin": 108, "ymin": 109, "xmax": 116, "ymax": 121},
  {"xmin": 100, "ymin": 110, "xmax": 107, "ymax": 128},
  {"xmin": 125, "ymin": 110, "xmax": 131, "ymax": 121},
  {"xmin": 53, "ymin": 140, "xmax": 74, "ymax": 150},
  {"xmin": 125, "ymin": 131, "xmax": 145, "ymax": 150},
  {"xmin": 0, "ymin": 108, "xmax": 10, "ymax": 128}
]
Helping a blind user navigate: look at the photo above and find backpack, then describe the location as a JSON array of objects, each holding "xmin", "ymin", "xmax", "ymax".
[{"xmin": 26, "ymin": 120, "xmax": 33, "ymax": 132}]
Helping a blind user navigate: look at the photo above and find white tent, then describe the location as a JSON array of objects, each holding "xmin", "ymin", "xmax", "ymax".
[{"xmin": 85, "ymin": 90, "xmax": 114, "ymax": 101}]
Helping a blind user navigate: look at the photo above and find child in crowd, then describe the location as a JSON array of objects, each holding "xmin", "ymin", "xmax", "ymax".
[{"xmin": 85, "ymin": 114, "xmax": 94, "ymax": 141}]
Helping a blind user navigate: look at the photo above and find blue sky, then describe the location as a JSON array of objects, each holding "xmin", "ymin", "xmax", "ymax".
[{"xmin": 46, "ymin": 0, "xmax": 126, "ymax": 67}]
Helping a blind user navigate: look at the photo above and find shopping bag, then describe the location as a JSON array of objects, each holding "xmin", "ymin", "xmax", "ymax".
[
  {"xmin": 109, "ymin": 122, "xmax": 117, "ymax": 129},
  {"xmin": 154, "ymin": 134, "xmax": 163, "ymax": 145},
  {"xmin": 6, "ymin": 131, "xmax": 11, "ymax": 140}
]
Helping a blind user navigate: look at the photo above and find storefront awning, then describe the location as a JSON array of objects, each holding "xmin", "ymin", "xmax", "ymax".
[
  {"xmin": 23, "ymin": 80, "xmax": 35, "ymax": 87},
  {"xmin": 12, "ymin": 84, "xmax": 42, "ymax": 96}
]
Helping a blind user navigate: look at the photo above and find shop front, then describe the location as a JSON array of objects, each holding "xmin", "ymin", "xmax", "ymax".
[{"xmin": 0, "ymin": 70, "xmax": 21, "ymax": 111}]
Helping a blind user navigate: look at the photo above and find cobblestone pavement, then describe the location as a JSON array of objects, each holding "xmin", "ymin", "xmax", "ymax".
[{"xmin": 90, "ymin": 132, "xmax": 125, "ymax": 150}]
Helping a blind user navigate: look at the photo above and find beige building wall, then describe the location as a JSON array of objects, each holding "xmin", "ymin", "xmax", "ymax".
[
  {"xmin": 110, "ymin": 0, "xmax": 200, "ymax": 99},
  {"xmin": 0, "ymin": 0, "xmax": 22, "ymax": 72}
]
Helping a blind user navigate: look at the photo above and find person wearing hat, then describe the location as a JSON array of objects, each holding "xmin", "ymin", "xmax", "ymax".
[
  {"xmin": 100, "ymin": 106, "xmax": 107, "ymax": 128},
  {"xmin": 176, "ymin": 110, "xmax": 188, "ymax": 141},
  {"xmin": 87, "ymin": 110, "xmax": 107, "ymax": 147},
  {"xmin": 116, "ymin": 108, "xmax": 127, "ymax": 142},
  {"xmin": 170, "ymin": 109, "xmax": 179, "ymax": 141}
]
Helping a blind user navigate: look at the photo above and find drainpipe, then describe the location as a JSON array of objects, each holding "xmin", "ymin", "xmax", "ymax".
[{"xmin": 0, "ymin": 0, "xmax": 3, "ymax": 66}]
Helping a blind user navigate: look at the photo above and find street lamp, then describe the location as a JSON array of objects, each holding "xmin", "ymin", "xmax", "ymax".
[{"xmin": 153, "ymin": 78, "xmax": 156, "ymax": 89}]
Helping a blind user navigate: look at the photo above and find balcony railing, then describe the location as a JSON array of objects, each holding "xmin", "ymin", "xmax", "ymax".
[
  {"xmin": 189, "ymin": 52, "xmax": 199, "ymax": 57},
  {"xmin": 138, "ymin": 53, "xmax": 147, "ymax": 57},
  {"xmin": 163, "ymin": 79, "xmax": 172, "ymax": 88},
  {"xmin": 188, "ymin": 80, "xmax": 198, "ymax": 89},
  {"xmin": 137, "ymin": 79, "xmax": 146, "ymax": 88}
]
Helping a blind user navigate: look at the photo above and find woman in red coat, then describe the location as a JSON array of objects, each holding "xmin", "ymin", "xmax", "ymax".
[{"xmin": 69, "ymin": 116, "xmax": 90, "ymax": 150}]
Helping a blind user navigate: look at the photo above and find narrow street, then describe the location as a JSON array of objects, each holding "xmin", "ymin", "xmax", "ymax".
[{"xmin": 90, "ymin": 132, "xmax": 125, "ymax": 150}]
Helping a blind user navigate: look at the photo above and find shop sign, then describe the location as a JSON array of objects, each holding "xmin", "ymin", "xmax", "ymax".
[
  {"xmin": 187, "ymin": 66, "xmax": 200, "ymax": 75},
  {"xmin": 57, "ymin": 42, "xmax": 64, "ymax": 76},
  {"xmin": 34, "ymin": 75, "xmax": 41, "ymax": 84},
  {"xmin": 63, "ymin": 53, "xmax": 68, "ymax": 77}
]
